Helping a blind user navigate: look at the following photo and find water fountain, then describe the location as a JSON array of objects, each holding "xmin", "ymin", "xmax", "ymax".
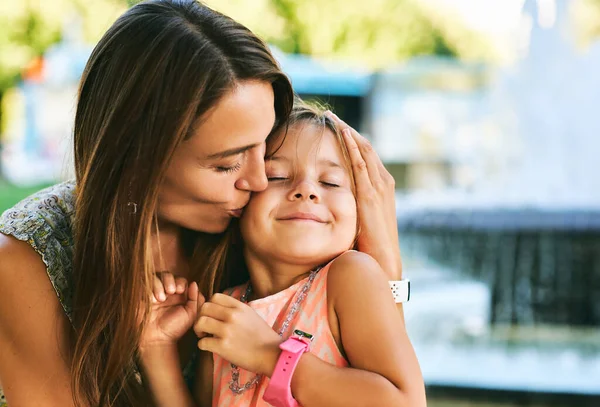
[
  {"xmin": 399, "ymin": 0, "xmax": 600, "ymax": 327},
  {"xmin": 397, "ymin": 0, "xmax": 600, "ymax": 397}
]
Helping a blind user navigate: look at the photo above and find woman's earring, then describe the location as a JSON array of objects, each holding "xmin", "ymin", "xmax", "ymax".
[
  {"xmin": 127, "ymin": 201, "xmax": 138, "ymax": 215},
  {"xmin": 127, "ymin": 182, "xmax": 138, "ymax": 215}
]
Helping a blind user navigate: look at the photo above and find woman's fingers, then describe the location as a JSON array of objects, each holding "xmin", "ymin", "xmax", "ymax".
[
  {"xmin": 185, "ymin": 282, "xmax": 204, "ymax": 318},
  {"xmin": 160, "ymin": 272, "xmax": 176, "ymax": 295},
  {"xmin": 175, "ymin": 276, "xmax": 188, "ymax": 294},
  {"xmin": 341, "ymin": 128, "xmax": 373, "ymax": 194},
  {"xmin": 152, "ymin": 274, "xmax": 166, "ymax": 302},
  {"xmin": 327, "ymin": 112, "xmax": 383, "ymax": 188},
  {"xmin": 325, "ymin": 111, "xmax": 402, "ymax": 280},
  {"xmin": 152, "ymin": 272, "xmax": 189, "ymax": 302}
]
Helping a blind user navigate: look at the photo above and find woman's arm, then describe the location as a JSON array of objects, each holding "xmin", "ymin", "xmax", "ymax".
[
  {"xmin": 139, "ymin": 343, "xmax": 213, "ymax": 407},
  {"xmin": 138, "ymin": 277, "xmax": 206, "ymax": 407},
  {"xmin": 0, "ymin": 234, "xmax": 83, "ymax": 406},
  {"xmin": 326, "ymin": 112, "xmax": 403, "ymax": 280},
  {"xmin": 290, "ymin": 251, "xmax": 426, "ymax": 407},
  {"xmin": 139, "ymin": 345, "xmax": 197, "ymax": 407}
]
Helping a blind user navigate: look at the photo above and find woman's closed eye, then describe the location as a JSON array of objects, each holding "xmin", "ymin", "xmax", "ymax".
[
  {"xmin": 215, "ymin": 162, "xmax": 242, "ymax": 174},
  {"xmin": 267, "ymin": 176, "xmax": 288, "ymax": 182}
]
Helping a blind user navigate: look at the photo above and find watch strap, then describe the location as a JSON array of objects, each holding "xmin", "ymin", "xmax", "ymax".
[{"xmin": 389, "ymin": 279, "xmax": 410, "ymax": 303}]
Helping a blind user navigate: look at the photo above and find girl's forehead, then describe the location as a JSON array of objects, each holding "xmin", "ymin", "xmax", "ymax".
[{"xmin": 273, "ymin": 124, "xmax": 340, "ymax": 156}]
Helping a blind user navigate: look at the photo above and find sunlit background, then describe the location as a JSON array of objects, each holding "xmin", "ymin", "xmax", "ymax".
[{"xmin": 1, "ymin": 0, "xmax": 599, "ymax": 406}]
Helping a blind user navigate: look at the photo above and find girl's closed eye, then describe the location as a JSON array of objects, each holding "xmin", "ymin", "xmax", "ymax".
[{"xmin": 320, "ymin": 180, "xmax": 340, "ymax": 188}]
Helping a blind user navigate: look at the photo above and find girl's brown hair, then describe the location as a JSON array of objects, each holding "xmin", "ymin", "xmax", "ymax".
[
  {"xmin": 278, "ymin": 98, "xmax": 356, "ymax": 195},
  {"xmin": 71, "ymin": 1, "xmax": 292, "ymax": 405},
  {"xmin": 225, "ymin": 99, "xmax": 359, "ymax": 288}
]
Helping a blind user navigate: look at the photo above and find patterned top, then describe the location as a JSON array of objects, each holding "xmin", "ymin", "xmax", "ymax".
[
  {"xmin": 212, "ymin": 260, "xmax": 349, "ymax": 407},
  {"xmin": 0, "ymin": 181, "xmax": 196, "ymax": 406}
]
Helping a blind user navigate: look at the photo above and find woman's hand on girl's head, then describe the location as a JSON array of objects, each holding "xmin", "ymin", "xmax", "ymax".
[
  {"xmin": 194, "ymin": 293, "xmax": 282, "ymax": 377},
  {"xmin": 140, "ymin": 273, "xmax": 205, "ymax": 352},
  {"xmin": 326, "ymin": 112, "xmax": 403, "ymax": 280}
]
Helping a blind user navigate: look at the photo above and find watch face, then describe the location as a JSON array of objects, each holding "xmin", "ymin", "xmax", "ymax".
[{"xmin": 293, "ymin": 329, "xmax": 313, "ymax": 341}]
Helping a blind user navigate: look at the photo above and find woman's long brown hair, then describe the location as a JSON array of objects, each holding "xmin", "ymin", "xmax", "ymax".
[{"xmin": 71, "ymin": 1, "xmax": 292, "ymax": 405}]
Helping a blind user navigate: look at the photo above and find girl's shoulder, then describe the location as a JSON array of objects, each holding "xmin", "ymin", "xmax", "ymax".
[{"xmin": 326, "ymin": 250, "xmax": 387, "ymax": 300}]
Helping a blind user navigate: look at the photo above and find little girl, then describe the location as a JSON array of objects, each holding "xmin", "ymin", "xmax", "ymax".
[{"xmin": 190, "ymin": 101, "xmax": 426, "ymax": 407}]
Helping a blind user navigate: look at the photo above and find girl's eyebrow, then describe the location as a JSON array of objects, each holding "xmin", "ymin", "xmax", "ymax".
[
  {"xmin": 265, "ymin": 155, "xmax": 288, "ymax": 163},
  {"xmin": 319, "ymin": 159, "xmax": 344, "ymax": 170},
  {"xmin": 267, "ymin": 156, "xmax": 343, "ymax": 170}
]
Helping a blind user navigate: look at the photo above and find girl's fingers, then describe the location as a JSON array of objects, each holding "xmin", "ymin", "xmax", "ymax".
[
  {"xmin": 200, "ymin": 301, "xmax": 231, "ymax": 322},
  {"xmin": 209, "ymin": 293, "xmax": 242, "ymax": 308},
  {"xmin": 194, "ymin": 315, "xmax": 225, "ymax": 338},
  {"xmin": 197, "ymin": 336, "xmax": 220, "ymax": 353}
]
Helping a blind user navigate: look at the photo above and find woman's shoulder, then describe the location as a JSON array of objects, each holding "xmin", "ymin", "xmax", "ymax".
[
  {"xmin": 0, "ymin": 233, "xmax": 77, "ymax": 406},
  {"xmin": 0, "ymin": 181, "xmax": 76, "ymax": 239},
  {"xmin": 0, "ymin": 180, "xmax": 77, "ymax": 321}
]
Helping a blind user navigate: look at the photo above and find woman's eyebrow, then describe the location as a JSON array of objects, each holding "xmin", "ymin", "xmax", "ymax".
[{"xmin": 205, "ymin": 143, "xmax": 260, "ymax": 160}]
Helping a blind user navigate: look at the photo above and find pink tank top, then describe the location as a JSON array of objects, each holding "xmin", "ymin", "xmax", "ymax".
[{"xmin": 212, "ymin": 261, "xmax": 348, "ymax": 406}]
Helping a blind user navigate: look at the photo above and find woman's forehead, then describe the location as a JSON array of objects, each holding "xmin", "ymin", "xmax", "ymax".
[{"xmin": 187, "ymin": 81, "xmax": 276, "ymax": 158}]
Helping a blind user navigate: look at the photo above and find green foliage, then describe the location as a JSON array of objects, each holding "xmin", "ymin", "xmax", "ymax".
[
  {"xmin": 207, "ymin": 0, "xmax": 466, "ymax": 67},
  {"xmin": 0, "ymin": 0, "xmax": 491, "ymax": 133},
  {"xmin": 572, "ymin": 0, "xmax": 600, "ymax": 47},
  {"xmin": 0, "ymin": 180, "xmax": 52, "ymax": 213},
  {"xmin": 0, "ymin": 0, "xmax": 127, "ymax": 132}
]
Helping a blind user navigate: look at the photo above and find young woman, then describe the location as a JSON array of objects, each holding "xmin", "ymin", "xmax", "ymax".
[{"xmin": 0, "ymin": 2, "xmax": 405, "ymax": 406}]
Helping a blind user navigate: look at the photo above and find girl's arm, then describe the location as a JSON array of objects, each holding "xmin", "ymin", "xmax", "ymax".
[
  {"xmin": 194, "ymin": 251, "xmax": 426, "ymax": 407},
  {"xmin": 291, "ymin": 250, "xmax": 426, "ymax": 407}
]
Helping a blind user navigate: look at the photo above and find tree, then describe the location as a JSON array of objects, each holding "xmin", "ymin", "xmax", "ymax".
[
  {"xmin": 0, "ymin": 0, "xmax": 492, "ymax": 133},
  {"xmin": 206, "ymin": 0, "xmax": 460, "ymax": 67},
  {"xmin": 0, "ymin": 0, "xmax": 127, "ymax": 133}
]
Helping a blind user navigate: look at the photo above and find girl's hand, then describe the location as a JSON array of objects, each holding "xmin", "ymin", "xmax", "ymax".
[
  {"xmin": 194, "ymin": 293, "xmax": 282, "ymax": 376},
  {"xmin": 326, "ymin": 111, "xmax": 403, "ymax": 280},
  {"xmin": 140, "ymin": 272, "xmax": 204, "ymax": 351}
]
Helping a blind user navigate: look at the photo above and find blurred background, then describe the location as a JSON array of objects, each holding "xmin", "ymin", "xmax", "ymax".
[{"xmin": 0, "ymin": 0, "xmax": 599, "ymax": 405}]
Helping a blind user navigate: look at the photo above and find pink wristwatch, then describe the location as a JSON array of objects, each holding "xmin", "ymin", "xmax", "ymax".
[{"xmin": 263, "ymin": 329, "xmax": 313, "ymax": 407}]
